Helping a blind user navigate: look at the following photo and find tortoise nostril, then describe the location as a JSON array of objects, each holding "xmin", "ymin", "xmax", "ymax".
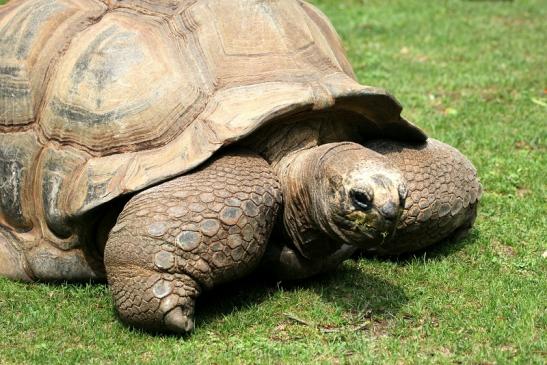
[{"xmin": 380, "ymin": 202, "xmax": 399, "ymax": 220}]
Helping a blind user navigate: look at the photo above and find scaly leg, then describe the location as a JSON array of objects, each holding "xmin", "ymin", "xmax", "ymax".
[
  {"xmin": 364, "ymin": 139, "xmax": 481, "ymax": 255},
  {"xmin": 260, "ymin": 232, "xmax": 357, "ymax": 280},
  {"xmin": 104, "ymin": 151, "xmax": 281, "ymax": 333}
]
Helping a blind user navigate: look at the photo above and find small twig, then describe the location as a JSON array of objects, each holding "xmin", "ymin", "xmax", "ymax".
[
  {"xmin": 319, "ymin": 321, "xmax": 370, "ymax": 333},
  {"xmin": 531, "ymin": 98, "xmax": 547, "ymax": 108},
  {"xmin": 283, "ymin": 313, "xmax": 313, "ymax": 327},
  {"xmin": 352, "ymin": 322, "xmax": 371, "ymax": 332}
]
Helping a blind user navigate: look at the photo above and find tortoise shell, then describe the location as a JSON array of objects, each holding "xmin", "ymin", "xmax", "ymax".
[{"xmin": 0, "ymin": 0, "xmax": 425, "ymax": 244}]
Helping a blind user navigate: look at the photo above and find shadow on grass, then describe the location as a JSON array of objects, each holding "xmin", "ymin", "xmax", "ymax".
[
  {"xmin": 16, "ymin": 230, "xmax": 478, "ymax": 337},
  {"xmin": 285, "ymin": 265, "xmax": 408, "ymax": 318},
  {"xmin": 158, "ymin": 227, "xmax": 483, "ymax": 333},
  {"xmin": 196, "ymin": 263, "xmax": 408, "ymax": 328},
  {"xmin": 355, "ymin": 228, "xmax": 481, "ymax": 265},
  {"xmin": 167, "ymin": 229, "xmax": 483, "ymax": 331}
]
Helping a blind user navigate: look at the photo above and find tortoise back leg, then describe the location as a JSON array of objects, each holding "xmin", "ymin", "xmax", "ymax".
[
  {"xmin": 0, "ymin": 226, "xmax": 32, "ymax": 281},
  {"xmin": 0, "ymin": 227, "xmax": 105, "ymax": 282},
  {"xmin": 104, "ymin": 151, "xmax": 281, "ymax": 333},
  {"xmin": 364, "ymin": 139, "xmax": 481, "ymax": 255}
]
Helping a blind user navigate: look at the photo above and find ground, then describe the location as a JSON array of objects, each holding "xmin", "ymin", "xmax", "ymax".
[{"xmin": 0, "ymin": 0, "xmax": 545, "ymax": 364}]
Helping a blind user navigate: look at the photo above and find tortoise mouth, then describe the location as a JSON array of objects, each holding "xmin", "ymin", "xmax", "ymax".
[{"xmin": 332, "ymin": 211, "xmax": 396, "ymax": 248}]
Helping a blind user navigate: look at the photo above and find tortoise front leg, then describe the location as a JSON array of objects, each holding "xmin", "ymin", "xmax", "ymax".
[
  {"xmin": 104, "ymin": 151, "xmax": 281, "ymax": 333},
  {"xmin": 364, "ymin": 139, "xmax": 482, "ymax": 255}
]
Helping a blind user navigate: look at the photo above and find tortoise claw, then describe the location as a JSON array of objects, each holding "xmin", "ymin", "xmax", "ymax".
[{"xmin": 165, "ymin": 307, "xmax": 195, "ymax": 334}]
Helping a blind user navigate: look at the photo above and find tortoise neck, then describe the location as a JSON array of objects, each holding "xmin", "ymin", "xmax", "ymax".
[
  {"xmin": 274, "ymin": 144, "xmax": 347, "ymax": 259},
  {"xmin": 242, "ymin": 110, "xmax": 367, "ymax": 168}
]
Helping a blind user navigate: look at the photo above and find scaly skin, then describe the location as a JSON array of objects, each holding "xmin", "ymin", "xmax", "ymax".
[
  {"xmin": 365, "ymin": 139, "xmax": 481, "ymax": 255},
  {"xmin": 104, "ymin": 151, "xmax": 281, "ymax": 333}
]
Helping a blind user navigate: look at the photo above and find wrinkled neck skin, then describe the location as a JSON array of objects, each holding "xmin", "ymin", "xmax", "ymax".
[
  {"xmin": 247, "ymin": 121, "xmax": 344, "ymax": 258},
  {"xmin": 274, "ymin": 143, "xmax": 346, "ymax": 259}
]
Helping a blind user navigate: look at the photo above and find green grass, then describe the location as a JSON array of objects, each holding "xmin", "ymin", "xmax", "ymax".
[{"xmin": 1, "ymin": 0, "xmax": 546, "ymax": 364}]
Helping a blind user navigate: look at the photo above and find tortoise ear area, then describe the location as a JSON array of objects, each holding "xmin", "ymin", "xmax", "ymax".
[{"xmin": 329, "ymin": 175, "xmax": 343, "ymax": 187}]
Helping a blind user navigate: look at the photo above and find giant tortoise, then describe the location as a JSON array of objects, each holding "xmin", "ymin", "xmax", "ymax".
[{"xmin": 0, "ymin": 0, "xmax": 481, "ymax": 333}]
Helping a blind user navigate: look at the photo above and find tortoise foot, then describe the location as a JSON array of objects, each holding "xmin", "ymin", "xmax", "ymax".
[{"xmin": 106, "ymin": 261, "xmax": 199, "ymax": 334}]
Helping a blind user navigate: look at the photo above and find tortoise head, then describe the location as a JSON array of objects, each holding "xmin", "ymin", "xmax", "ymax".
[{"xmin": 278, "ymin": 142, "xmax": 407, "ymax": 259}]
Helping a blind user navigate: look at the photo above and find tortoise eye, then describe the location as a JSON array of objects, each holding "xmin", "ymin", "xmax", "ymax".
[{"xmin": 350, "ymin": 189, "xmax": 372, "ymax": 211}]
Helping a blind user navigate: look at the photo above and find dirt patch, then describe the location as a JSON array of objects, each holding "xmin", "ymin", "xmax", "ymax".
[
  {"xmin": 479, "ymin": 86, "xmax": 501, "ymax": 102},
  {"xmin": 514, "ymin": 140, "xmax": 536, "ymax": 151},
  {"xmin": 492, "ymin": 241, "xmax": 517, "ymax": 257},
  {"xmin": 516, "ymin": 187, "xmax": 531, "ymax": 198}
]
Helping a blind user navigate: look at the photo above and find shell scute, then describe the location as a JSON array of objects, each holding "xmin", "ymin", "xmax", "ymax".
[
  {"xmin": 0, "ymin": 132, "xmax": 41, "ymax": 231},
  {"xmin": 0, "ymin": 0, "xmax": 107, "ymax": 127},
  {"xmin": 40, "ymin": 11, "xmax": 205, "ymax": 154}
]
